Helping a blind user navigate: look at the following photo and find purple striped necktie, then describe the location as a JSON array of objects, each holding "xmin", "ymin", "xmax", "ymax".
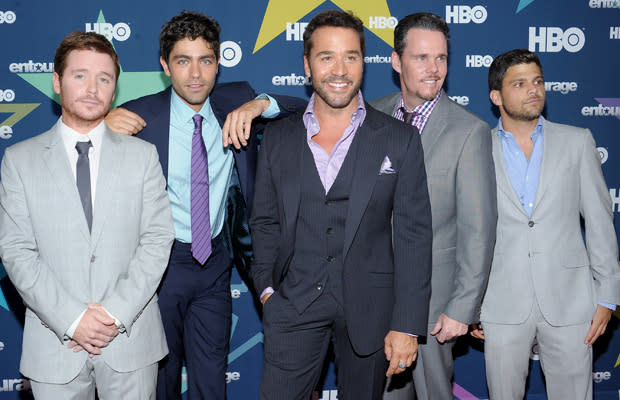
[{"xmin": 191, "ymin": 114, "xmax": 212, "ymax": 265}]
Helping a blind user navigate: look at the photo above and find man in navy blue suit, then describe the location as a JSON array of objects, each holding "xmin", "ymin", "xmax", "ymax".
[{"xmin": 105, "ymin": 11, "xmax": 301, "ymax": 400}]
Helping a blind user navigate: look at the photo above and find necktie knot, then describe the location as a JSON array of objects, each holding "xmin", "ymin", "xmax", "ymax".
[
  {"xmin": 75, "ymin": 140, "xmax": 92, "ymax": 155},
  {"xmin": 399, "ymin": 107, "xmax": 419, "ymax": 125},
  {"xmin": 192, "ymin": 114, "xmax": 203, "ymax": 134}
]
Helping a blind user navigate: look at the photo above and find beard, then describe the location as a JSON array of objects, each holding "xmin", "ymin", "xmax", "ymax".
[
  {"xmin": 312, "ymin": 75, "xmax": 361, "ymax": 110},
  {"xmin": 503, "ymin": 96, "xmax": 545, "ymax": 121}
]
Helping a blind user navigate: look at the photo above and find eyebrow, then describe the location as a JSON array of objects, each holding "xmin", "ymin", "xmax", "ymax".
[
  {"xmin": 171, "ymin": 54, "xmax": 216, "ymax": 60},
  {"xmin": 69, "ymin": 68, "xmax": 114, "ymax": 79}
]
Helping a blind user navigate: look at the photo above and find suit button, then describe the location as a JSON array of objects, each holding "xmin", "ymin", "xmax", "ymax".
[
  {"xmin": 317, "ymin": 283, "xmax": 323, "ymax": 291},
  {"xmin": 327, "ymin": 256, "xmax": 335, "ymax": 262},
  {"xmin": 324, "ymin": 200, "xmax": 329, "ymax": 205},
  {"xmin": 528, "ymin": 221, "xmax": 534, "ymax": 227},
  {"xmin": 90, "ymin": 255, "xmax": 96, "ymax": 263},
  {"xmin": 326, "ymin": 228, "xmax": 333, "ymax": 235}
]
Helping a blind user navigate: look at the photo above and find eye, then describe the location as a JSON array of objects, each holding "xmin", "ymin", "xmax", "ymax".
[
  {"xmin": 437, "ymin": 56, "xmax": 447, "ymax": 62},
  {"xmin": 321, "ymin": 55, "xmax": 332, "ymax": 62},
  {"xmin": 345, "ymin": 55, "xmax": 359, "ymax": 62},
  {"xmin": 178, "ymin": 59, "xmax": 188, "ymax": 65},
  {"xmin": 201, "ymin": 59, "xmax": 212, "ymax": 65},
  {"xmin": 416, "ymin": 55, "xmax": 425, "ymax": 61},
  {"xmin": 74, "ymin": 73, "xmax": 84, "ymax": 79},
  {"xmin": 514, "ymin": 82, "xmax": 522, "ymax": 88},
  {"xmin": 99, "ymin": 77, "xmax": 110, "ymax": 84}
]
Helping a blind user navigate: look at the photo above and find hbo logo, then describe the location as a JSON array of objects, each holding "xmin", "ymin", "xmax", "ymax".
[
  {"xmin": 85, "ymin": 22, "xmax": 131, "ymax": 42},
  {"xmin": 0, "ymin": 11, "xmax": 16, "ymax": 24},
  {"xmin": 445, "ymin": 6, "xmax": 487, "ymax": 24},
  {"xmin": 0, "ymin": 89, "xmax": 15, "ymax": 102},
  {"xmin": 529, "ymin": 27, "xmax": 585, "ymax": 53},
  {"xmin": 465, "ymin": 55, "xmax": 493, "ymax": 68},
  {"xmin": 369, "ymin": 16, "xmax": 398, "ymax": 29}
]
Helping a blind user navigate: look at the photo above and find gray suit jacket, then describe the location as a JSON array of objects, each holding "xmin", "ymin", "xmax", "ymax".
[
  {"xmin": 371, "ymin": 91, "xmax": 496, "ymax": 325},
  {"xmin": 0, "ymin": 120, "xmax": 174, "ymax": 383},
  {"xmin": 481, "ymin": 118, "xmax": 620, "ymax": 326}
]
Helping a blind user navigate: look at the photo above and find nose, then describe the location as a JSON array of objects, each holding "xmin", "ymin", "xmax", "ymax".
[
  {"xmin": 190, "ymin": 61, "xmax": 201, "ymax": 78},
  {"xmin": 426, "ymin": 58, "xmax": 439, "ymax": 73},
  {"xmin": 332, "ymin": 57, "xmax": 346, "ymax": 76},
  {"xmin": 86, "ymin": 77, "xmax": 97, "ymax": 94}
]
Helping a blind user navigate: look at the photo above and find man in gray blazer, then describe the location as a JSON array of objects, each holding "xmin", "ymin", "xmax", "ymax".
[
  {"xmin": 372, "ymin": 13, "xmax": 497, "ymax": 400},
  {"xmin": 0, "ymin": 32, "xmax": 174, "ymax": 398},
  {"xmin": 471, "ymin": 49, "xmax": 620, "ymax": 399}
]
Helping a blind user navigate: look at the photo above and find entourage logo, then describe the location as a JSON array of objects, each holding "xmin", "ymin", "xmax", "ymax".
[
  {"xmin": 581, "ymin": 104, "xmax": 620, "ymax": 117},
  {"xmin": 364, "ymin": 55, "xmax": 391, "ymax": 64},
  {"xmin": 529, "ymin": 27, "xmax": 586, "ymax": 53},
  {"xmin": 368, "ymin": 16, "xmax": 398, "ymax": 29},
  {"xmin": 0, "ymin": 379, "xmax": 30, "ymax": 392},
  {"xmin": 588, "ymin": 0, "xmax": 619, "ymax": 7},
  {"xmin": 445, "ymin": 6, "xmax": 488, "ymax": 24},
  {"xmin": 225, "ymin": 371, "xmax": 241, "ymax": 383},
  {"xmin": 0, "ymin": 103, "xmax": 41, "ymax": 140},
  {"xmin": 9, "ymin": 61, "xmax": 53, "ymax": 73},
  {"xmin": 449, "ymin": 95, "xmax": 470, "ymax": 106},
  {"xmin": 0, "ymin": 89, "xmax": 15, "ymax": 102},
  {"xmin": 0, "ymin": 10, "xmax": 16, "ymax": 23},
  {"xmin": 544, "ymin": 81, "xmax": 578, "ymax": 94},
  {"xmin": 593, "ymin": 371, "xmax": 611, "ymax": 383},
  {"xmin": 465, "ymin": 55, "xmax": 493, "ymax": 68},
  {"xmin": 272, "ymin": 73, "xmax": 311, "ymax": 86},
  {"xmin": 220, "ymin": 41, "xmax": 242, "ymax": 68}
]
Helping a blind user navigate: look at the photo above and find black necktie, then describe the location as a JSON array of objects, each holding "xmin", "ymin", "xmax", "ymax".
[
  {"xmin": 400, "ymin": 107, "xmax": 418, "ymax": 125},
  {"xmin": 75, "ymin": 141, "xmax": 93, "ymax": 232}
]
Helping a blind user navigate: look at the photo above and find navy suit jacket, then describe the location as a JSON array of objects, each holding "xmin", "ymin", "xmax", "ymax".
[
  {"xmin": 121, "ymin": 81, "xmax": 304, "ymax": 275},
  {"xmin": 250, "ymin": 104, "xmax": 433, "ymax": 354}
]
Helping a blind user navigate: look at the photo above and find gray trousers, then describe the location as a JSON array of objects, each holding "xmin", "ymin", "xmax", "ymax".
[
  {"xmin": 482, "ymin": 299, "xmax": 592, "ymax": 400},
  {"xmin": 30, "ymin": 357, "xmax": 157, "ymax": 400}
]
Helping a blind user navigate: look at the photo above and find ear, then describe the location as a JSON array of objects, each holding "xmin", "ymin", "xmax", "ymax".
[
  {"xmin": 391, "ymin": 50, "xmax": 401, "ymax": 74},
  {"xmin": 303, "ymin": 55, "xmax": 311, "ymax": 78},
  {"xmin": 52, "ymin": 72, "xmax": 61, "ymax": 95},
  {"xmin": 489, "ymin": 90, "xmax": 502, "ymax": 107},
  {"xmin": 160, "ymin": 57, "xmax": 171, "ymax": 77}
]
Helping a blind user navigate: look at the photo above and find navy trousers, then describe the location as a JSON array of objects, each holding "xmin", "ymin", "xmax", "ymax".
[{"xmin": 156, "ymin": 236, "xmax": 232, "ymax": 400}]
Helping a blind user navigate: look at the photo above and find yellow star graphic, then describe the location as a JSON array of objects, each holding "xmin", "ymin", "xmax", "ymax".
[{"xmin": 253, "ymin": 0, "xmax": 394, "ymax": 53}]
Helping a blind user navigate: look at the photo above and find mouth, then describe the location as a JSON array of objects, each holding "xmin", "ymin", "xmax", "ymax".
[
  {"xmin": 524, "ymin": 97, "xmax": 542, "ymax": 105},
  {"xmin": 79, "ymin": 97, "xmax": 101, "ymax": 106},
  {"xmin": 422, "ymin": 77, "xmax": 441, "ymax": 85},
  {"xmin": 186, "ymin": 83, "xmax": 205, "ymax": 91}
]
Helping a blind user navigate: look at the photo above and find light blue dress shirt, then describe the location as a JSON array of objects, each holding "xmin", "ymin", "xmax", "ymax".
[{"xmin": 498, "ymin": 116, "xmax": 615, "ymax": 311}]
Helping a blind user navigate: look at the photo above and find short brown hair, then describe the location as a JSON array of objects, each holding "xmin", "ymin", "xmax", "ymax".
[
  {"xmin": 54, "ymin": 31, "xmax": 120, "ymax": 80},
  {"xmin": 303, "ymin": 10, "xmax": 365, "ymax": 56}
]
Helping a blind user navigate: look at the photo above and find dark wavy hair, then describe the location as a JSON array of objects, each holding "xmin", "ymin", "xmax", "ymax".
[
  {"xmin": 303, "ymin": 10, "xmax": 365, "ymax": 56},
  {"xmin": 159, "ymin": 11, "xmax": 221, "ymax": 63},
  {"xmin": 488, "ymin": 49, "xmax": 542, "ymax": 91}
]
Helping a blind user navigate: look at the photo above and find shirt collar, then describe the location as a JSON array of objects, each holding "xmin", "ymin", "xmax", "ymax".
[
  {"xmin": 303, "ymin": 91, "xmax": 366, "ymax": 140},
  {"xmin": 497, "ymin": 116, "xmax": 544, "ymax": 140},
  {"xmin": 59, "ymin": 117, "xmax": 105, "ymax": 150},
  {"xmin": 398, "ymin": 90, "xmax": 442, "ymax": 118},
  {"xmin": 170, "ymin": 89, "xmax": 214, "ymax": 128}
]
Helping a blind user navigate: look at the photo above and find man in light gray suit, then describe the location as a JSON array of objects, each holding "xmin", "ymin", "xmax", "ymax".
[
  {"xmin": 373, "ymin": 13, "xmax": 497, "ymax": 400},
  {"xmin": 471, "ymin": 49, "xmax": 620, "ymax": 399},
  {"xmin": 0, "ymin": 32, "xmax": 174, "ymax": 398}
]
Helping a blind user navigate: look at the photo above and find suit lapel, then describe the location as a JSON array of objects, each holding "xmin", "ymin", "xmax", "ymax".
[
  {"xmin": 41, "ymin": 122, "xmax": 91, "ymax": 241},
  {"xmin": 91, "ymin": 129, "xmax": 122, "ymax": 245},
  {"xmin": 420, "ymin": 91, "xmax": 449, "ymax": 155},
  {"xmin": 281, "ymin": 116, "xmax": 305, "ymax": 236},
  {"xmin": 492, "ymin": 129, "xmax": 528, "ymax": 215},
  {"xmin": 531, "ymin": 118, "xmax": 559, "ymax": 214},
  {"xmin": 343, "ymin": 111, "xmax": 386, "ymax": 259}
]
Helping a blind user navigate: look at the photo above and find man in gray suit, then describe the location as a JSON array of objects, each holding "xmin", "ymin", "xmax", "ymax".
[
  {"xmin": 372, "ymin": 13, "xmax": 497, "ymax": 400},
  {"xmin": 470, "ymin": 49, "xmax": 620, "ymax": 399},
  {"xmin": 0, "ymin": 31, "xmax": 174, "ymax": 398}
]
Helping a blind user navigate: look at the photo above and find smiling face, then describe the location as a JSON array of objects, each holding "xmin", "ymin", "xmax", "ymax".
[
  {"xmin": 160, "ymin": 37, "xmax": 219, "ymax": 112},
  {"xmin": 52, "ymin": 49, "xmax": 117, "ymax": 133},
  {"xmin": 490, "ymin": 62, "xmax": 545, "ymax": 122},
  {"xmin": 303, "ymin": 26, "xmax": 363, "ymax": 114},
  {"xmin": 392, "ymin": 28, "xmax": 447, "ymax": 109}
]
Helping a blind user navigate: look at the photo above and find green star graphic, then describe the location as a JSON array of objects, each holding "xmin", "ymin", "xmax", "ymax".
[{"xmin": 17, "ymin": 10, "xmax": 169, "ymax": 107}]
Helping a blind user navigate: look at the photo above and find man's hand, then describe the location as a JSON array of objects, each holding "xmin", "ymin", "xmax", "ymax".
[
  {"xmin": 584, "ymin": 305, "xmax": 612, "ymax": 346},
  {"xmin": 105, "ymin": 107, "xmax": 146, "ymax": 135},
  {"xmin": 71, "ymin": 303, "xmax": 119, "ymax": 355},
  {"xmin": 430, "ymin": 313, "xmax": 468, "ymax": 343},
  {"xmin": 384, "ymin": 330, "xmax": 417, "ymax": 377},
  {"xmin": 261, "ymin": 292, "xmax": 272, "ymax": 306},
  {"xmin": 222, "ymin": 98, "xmax": 270, "ymax": 149},
  {"xmin": 469, "ymin": 323, "xmax": 485, "ymax": 340}
]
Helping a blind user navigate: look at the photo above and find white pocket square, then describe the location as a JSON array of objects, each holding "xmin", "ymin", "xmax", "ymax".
[{"xmin": 379, "ymin": 155, "xmax": 396, "ymax": 175}]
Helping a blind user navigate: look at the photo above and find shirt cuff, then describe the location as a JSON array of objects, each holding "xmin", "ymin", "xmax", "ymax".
[
  {"xmin": 256, "ymin": 94, "xmax": 280, "ymax": 118},
  {"xmin": 65, "ymin": 309, "xmax": 87, "ymax": 339},
  {"xmin": 598, "ymin": 302, "xmax": 616, "ymax": 311},
  {"xmin": 403, "ymin": 332, "xmax": 418, "ymax": 338},
  {"xmin": 260, "ymin": 286, "xmax": 275, "ymax": 301}
]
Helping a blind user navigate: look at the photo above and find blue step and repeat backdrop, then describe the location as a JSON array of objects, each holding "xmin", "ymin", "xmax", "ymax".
[{"xmin": 1, "ymin": 0, "xmax": 619, "ymax": 399}]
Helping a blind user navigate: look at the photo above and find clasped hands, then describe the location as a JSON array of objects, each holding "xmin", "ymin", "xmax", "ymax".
[{"xmin": 67, "ymin": 303, "xmax": 119, "ymax": 358}]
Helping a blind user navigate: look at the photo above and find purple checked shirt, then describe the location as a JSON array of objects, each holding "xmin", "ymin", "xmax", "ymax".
[{"xmin": 394, "ymin": 90, "xmax": 441, "ymax": 134}]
